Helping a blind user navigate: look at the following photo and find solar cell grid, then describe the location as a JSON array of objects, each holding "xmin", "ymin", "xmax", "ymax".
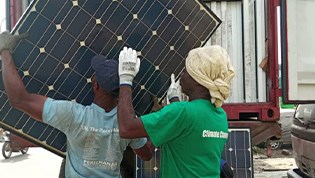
[
  {"xmin": 0, "ymin": 0, "xmax": 220, "ymax": 158},
  {"xmin": 222, "ymin": 128, "xmax": 253, "ymax": 178}
]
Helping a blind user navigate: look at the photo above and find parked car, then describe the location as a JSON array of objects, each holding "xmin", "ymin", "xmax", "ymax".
[
  {"xmin": 270, "ymin": 108, "xmax": 296, "ymax": 149},
  {"xmin": 258, "ymin": 108, "xmax": 295, "ymax": 150},
  {"xmin": 288, "ymin": 104, "xmax": 315, "ymax": 178}
]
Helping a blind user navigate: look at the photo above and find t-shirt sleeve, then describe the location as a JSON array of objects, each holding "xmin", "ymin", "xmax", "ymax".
[
  {"xmin": 141, "ymin": 102, "xmax": 187, "ymax": 147},
  {"xmin": 42, "ymin": 98, "xmax": 81, "ymax": 134},
  {"xmin": 129, "ymin": 137, "xmax": 147, "ymax": 149}
]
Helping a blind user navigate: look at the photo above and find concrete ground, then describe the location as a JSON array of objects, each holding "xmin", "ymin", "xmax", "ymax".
[
  {"xmin": 254, "ymin": 157, "xmax": 296, "ymax": 178},
  {"xmin": 0, "ymin": 141, "xmax": 297, "ymax": 178},
  {"xmin": 253, "ymin": 146, "xmax": 297, "ymax": 178},
  {"xmin": 0, "ymin": 142, "xmax": 63, "ymax": 178}
]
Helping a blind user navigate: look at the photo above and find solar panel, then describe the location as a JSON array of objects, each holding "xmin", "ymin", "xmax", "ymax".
[
  {"xmin": 222, "ymin": 128, "xmax": 253, "ymax": 178},
  {"xmin": 0, "ymin": 0, "xmax": 220, "ymax": 157},
  {"xmin": 136, "ymin": 128, "xmax": 253, "ymax": 178}
]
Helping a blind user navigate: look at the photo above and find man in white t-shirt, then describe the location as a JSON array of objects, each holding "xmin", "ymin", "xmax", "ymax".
[{"xmin": 0, "ymin": 32, "xmax": 153, "ymax": 178}]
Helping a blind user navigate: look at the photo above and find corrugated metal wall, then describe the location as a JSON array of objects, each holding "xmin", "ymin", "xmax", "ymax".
[{"xmin": 204, "ymin": 0, "xmax": 267, "ymax": 103}]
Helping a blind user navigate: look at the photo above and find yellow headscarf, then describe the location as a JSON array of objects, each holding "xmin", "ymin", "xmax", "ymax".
[{"xmin": 185, "ymin": 45, "xmax": 235, "ymax": 108}]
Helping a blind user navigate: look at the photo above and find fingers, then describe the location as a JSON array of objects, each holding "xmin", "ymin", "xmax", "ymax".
[
  {"xmin": 171, "ymin": 73, "xmax": 180, "ymax": 86},
  {"xmin": 175, "ymin": 79, "xmax": 180, "ymax": 86},
  {"xmin": 132, "ymin": 48, "xmax": 137, "ymax": 59},
  {"xmin": 0, "ymin": 31, "xmax": 28, "ymax": 53},
  {"xmin": 136, "ymin": 57, "xmax": 141, "ymax": 71},
  {"xmin": 126, "ymin": 47, "xmax": 136, "ymax": 60},
  {"xmin": 120, "ymin": 47, "xmax": 134, "ymax": 61},
  {"xmin": 121, "ymin": 46, "xmax": 138, "ymax": 60},
  {"xmin": 119, "ymin": 48, "xmax": 126, "ymax": 60},
  {"xmin": 1, "ymin": 31, "xmax": 10, "ymax": 35},
  {"xmin": 122, "ymin": 47, "xmax": 127, "ymax": 58},
  {"xmin": 119, "ymin": 50, "xmax": 123, "ymax": 59},
  {"xmin": 127, "ymin": 47, "xmax": 132, "ymax": 57},
  {"xmin": 18, "ymin": 33, "xmax": 28, "ymax": 39},
  {"xmin": 171, "ymin": 73, "xmax": 175, "ymax": 84}
]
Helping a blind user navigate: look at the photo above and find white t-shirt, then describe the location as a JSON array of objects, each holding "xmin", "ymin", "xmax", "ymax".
[{"xmin": 43, "ymin": 97, "xmax": 147, "ymax": 178}]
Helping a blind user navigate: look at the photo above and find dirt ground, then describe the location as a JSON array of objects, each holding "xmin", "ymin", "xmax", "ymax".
[{"xmin": 253, "ymin": 145, "xmax": 296, "ymax": 177}]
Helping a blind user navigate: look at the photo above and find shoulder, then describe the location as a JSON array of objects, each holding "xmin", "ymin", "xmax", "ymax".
[
  {"xmin": 144, "ymin": 101, "xmax": 189, "ymax": 119},
  {"xmin": 156, "ymin": 101, "xmax": 189, "ymax": 115},
  {"xmin": 44, "ymin": 97, "xmax": 89, "ymax": 112},
  {"xmin": 166, "ymin": 101, "xmax": 190, "ymax": 109},
  {"xmin": 46, "ymin": 97, "xmax": 86, "ymax": 106},
  {"xmin": 166, "ymin": 100, "xmax": 204, "ymax": 111}
]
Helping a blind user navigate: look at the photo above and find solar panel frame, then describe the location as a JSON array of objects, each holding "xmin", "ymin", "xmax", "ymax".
[
  {"xmin": 0, "ymin": 0, "xmax": 221, "ymax": 157},
  {"xmin": 221, "ymin": 128, "xmax": 253, "ymax": 178}
]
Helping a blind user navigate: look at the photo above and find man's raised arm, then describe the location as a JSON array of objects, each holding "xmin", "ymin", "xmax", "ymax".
[
  {"xmin": 0, "ymin": 32, "xmax": 47, "ymax": 120},
  {"xmin": 117, "ymin": 47, "xmax": 149, "ymax": 138}
]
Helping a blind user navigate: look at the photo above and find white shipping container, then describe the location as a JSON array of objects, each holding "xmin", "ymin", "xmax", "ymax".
[{"xmin": 204, "ymin": 0, "xmax": 267, "ymax": 104}]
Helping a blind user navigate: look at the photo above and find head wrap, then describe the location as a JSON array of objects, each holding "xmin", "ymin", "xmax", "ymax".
[{"xmin": 185, "ymin": 45, "xmax": 235, "ymax": 108}]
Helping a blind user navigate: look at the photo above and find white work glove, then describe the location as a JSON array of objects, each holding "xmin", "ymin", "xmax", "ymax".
[
  {"xmin": 167, "ymin": 73, "xmax": 181, "ymax": 101},
  {"xmin": 118, "ymin": 47, "xmax": 141, "ymax": 86},
  {"xmin": 0, "ymin": 31, "xmax": 28, "ymax": 53}
]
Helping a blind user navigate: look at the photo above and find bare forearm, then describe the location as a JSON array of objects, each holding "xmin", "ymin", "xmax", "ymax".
[
  {"xmin": 133, "ymin": 137, "xmax": 155, "ymax": 161},
  {"xmin": 0, "ymin": 50, "xmax": 46, "ymax": 120},
  {"xmin": 118, "ymin": 85, "xmax": 148, "ymax": 138},
  {"xmin": 118, "ymin": 86, "xmax": 137, "ymax": 132},
  {"xmin": 118, "ymin": 47, "xmax": 149, "ymax": 138},
  {"xmin": 119, "ymin": 86, "xmax": 137, "ymax": 117},
  {"xmin": 1, "ymin": 50, "xmax": 28, "ymax": 105}
]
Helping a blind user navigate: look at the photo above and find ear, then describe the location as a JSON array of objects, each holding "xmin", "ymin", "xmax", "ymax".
[{"xmin": 93, "ymin": 81, "xmax": 101, "ymax": 91}]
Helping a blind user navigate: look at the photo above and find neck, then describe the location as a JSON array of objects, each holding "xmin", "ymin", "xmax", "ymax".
[
  {"xmin": 93, "ymin": 94, "xmax": 117, "ymax": 112},
  {"xmin": 188, "ymin": 86, "xmax": 211, "ymax": 102}
]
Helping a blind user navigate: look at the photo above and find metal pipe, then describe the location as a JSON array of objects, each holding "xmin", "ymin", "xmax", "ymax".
[
  {"xmin": 14, "ymin": 0, "xmax": 22, "ymax": 28},
  {"xmin": 267, "ymin": 0, "xmax": 280, "ymax": 109},
  {"xmin": 5, "ymin": 0, "xmax": 11, "ymax": 31},
  {"xmin": 22, "ymin": 0, "xmax": 28, "ymax": 11},
  {"xmin": 10, "ymin": 0, "xmax": 25, "ymax": 30},
  {"xmin": 10, "ymin": 0, "xmax": 15, "ymax": 30}
]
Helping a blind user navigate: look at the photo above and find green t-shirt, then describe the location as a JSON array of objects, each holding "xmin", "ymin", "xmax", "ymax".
[{"xmin": 141, "ymin": 99, "xmax": 228, "ymax": 178}]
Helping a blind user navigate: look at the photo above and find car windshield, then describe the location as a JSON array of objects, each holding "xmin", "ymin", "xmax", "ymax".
[{"xmin": 295, "ymin": 104, "xmax": 315, "ymax": 122}]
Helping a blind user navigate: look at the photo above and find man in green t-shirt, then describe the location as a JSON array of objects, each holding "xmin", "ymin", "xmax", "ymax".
[{"xmin": 117, "ymin": 46, "xmax": 235, "ymax": 177}]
